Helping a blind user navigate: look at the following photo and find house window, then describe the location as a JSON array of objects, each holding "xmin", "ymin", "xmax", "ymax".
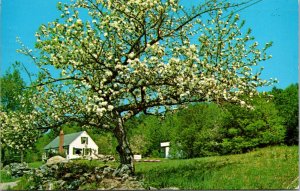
[
  {"xmin": 81, "ymin": 137, "xmax": 88, "ymax": 144},
  {"xmin": 73, "ymin": 148, "xmax": 82, "ymax": 155},
  {"xmin": 85, "ymin": 148, "xmax": 91, "ymax": 155}
]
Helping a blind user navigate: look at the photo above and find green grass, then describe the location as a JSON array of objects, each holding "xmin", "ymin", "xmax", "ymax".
[
  {"xmin": 0, "ymin": 170, "xmax": 19, "ymax": 183},
  {"xmin": 28, "ymin": 161, "xmax": 45, "ymax": 168},
  {"xmin": 135, "ymin": 146, "xmax": 299, "ymax": 189}
]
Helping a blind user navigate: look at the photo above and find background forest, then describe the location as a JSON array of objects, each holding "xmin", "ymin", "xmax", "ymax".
[{"xmin": 1, "ymin": 67, "xmax": 298, "ymax": 164}]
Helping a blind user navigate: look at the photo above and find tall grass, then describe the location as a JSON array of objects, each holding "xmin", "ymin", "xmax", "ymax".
[
  {"xmin": 0, "ymin": 170, "xmax": 18, "ymax": 183},
  {"xmin": 135, "ymin": 146, "xmax": 299, "ymax": 189}
]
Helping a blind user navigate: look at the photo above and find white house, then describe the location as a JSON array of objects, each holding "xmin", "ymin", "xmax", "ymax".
[{"xmin": 44, "ymin": 131, "xmax": 99, "ymax": 160}]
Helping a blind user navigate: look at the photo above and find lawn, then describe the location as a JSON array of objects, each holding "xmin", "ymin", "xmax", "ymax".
[
  {"xmin": 0, "ymin": 170, "xmax": 19, "ymax": 183},
  {"xmin": 28, "ymin": 161, "xmax": 45, "ymax": 168},
  {"xmin": 135, "ymin": 146, "xmax": 299, "ymax": 189}
]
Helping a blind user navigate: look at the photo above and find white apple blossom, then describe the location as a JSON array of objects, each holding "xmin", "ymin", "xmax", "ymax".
[
  {"xmin": 0, "ymin": 111, "xmax": 40, "ymax": 153},
  {"xmin": 108, "ymin": 105, "xmax": 114, "ymax": 111}
]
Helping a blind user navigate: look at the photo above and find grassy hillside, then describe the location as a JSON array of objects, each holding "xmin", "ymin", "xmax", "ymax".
[{"xmin": 135, "ymin": 146, "xmax": 298, "ymax": 189}]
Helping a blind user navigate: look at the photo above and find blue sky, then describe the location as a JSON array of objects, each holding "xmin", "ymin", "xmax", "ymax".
[{"xmin": 1, "ymin": 0, "xmax": 298, "ymax": 91}]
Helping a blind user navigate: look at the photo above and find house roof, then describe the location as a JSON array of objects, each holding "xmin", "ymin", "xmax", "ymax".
[{"xmin": 44, "ymin": 131, "xmax": 84, "ymax": 150}]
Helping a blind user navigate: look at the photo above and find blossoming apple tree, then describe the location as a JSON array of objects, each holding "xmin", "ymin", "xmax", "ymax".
[
  {"xmin": 0, "ymin": 111, "xmax": 40, "ymax": 162},
  {"xmin": 17, "ymin": 0, "xmax": 274, "ymax": 174},
  {"xmin": 0, "ymin": 68, "xmax": 39, "ymax": 163}
]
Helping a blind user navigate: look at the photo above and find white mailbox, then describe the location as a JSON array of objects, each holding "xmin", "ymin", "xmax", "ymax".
[
  {"xmin": 160, "ymin": 142, "xmax": 170, "ymax": 147},
  {"xmin": 134, "ymin": 154, "xmax": 142, "ymax": 160},
  {"xmin": 160, "ymin": 141, "xmax": 170, "ymax": 158}
]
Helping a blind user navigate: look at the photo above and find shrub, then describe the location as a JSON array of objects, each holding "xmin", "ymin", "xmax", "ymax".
[{"xmin": 220, "ymin": 96, "xmax": 285, "ymax": 154}]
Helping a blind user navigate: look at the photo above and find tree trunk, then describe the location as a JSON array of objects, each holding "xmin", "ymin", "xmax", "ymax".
[
  {"xmin": 0, "ymin": 146, "xmax": 4, "ymax": 167},
  {"xmin": 113, "ymin": 117, "xmax": 134, "ymax": 176}
]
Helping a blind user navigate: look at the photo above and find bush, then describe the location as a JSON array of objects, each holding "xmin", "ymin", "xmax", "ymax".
[
  {"xmin": 170, "ymin": 104, "xmax": 226, "ymax": 158},
  {"xmin": 271, "ymin": 84, "xmax": 298, "ymax": 145},
  {"xmin": 219, "ymin": 97, "xmax": 285, "ymax": 154}
]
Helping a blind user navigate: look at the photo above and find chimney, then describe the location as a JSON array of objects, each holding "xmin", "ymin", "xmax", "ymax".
[{"xmin": 59, "ymin": 130, "xmax": 64, "ymax": 154}]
